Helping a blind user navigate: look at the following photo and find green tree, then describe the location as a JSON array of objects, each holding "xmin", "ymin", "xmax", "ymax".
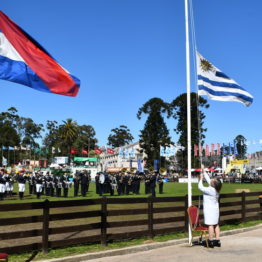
[
  {"xmin": 20, "ymin": 117, "xmax": 43, "ymax": 149},
  {"xmin": 58, "ymin": 118, "xmax": 78, "ymax": 156},
  {"xmin": 170, "ymin": 93, "xmax": 209, "ymax": 168},
  {"xmin": 0, "ymin": 107, "xmax": 21, "ymax": 148},
  {"xmin": 234, "ymin": 135, "xmax": 247, "ymax": 159},
  {"xmin": 0, "ymin": 107, "xmax": 22, "ymax": 164},
  {"xmin": 42, "ymin": 120, "xmax": 60, "ymax": 159},
  {"xmin": 73, "ymin": 125, "xmax": 98, "ymax": 153},
  {"xmin": 43, "ymin": 120, "xmax": 59, "ymax": 148},
  {"xmin": 137, "ymin": 98, "xmax": 172, "ymax": 167},
  {"xmin": 107, "ymin": 125, "xmax": 134, "ymax": 148}
]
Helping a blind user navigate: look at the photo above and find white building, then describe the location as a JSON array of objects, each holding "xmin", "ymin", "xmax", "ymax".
[{"xmin": 99, "ymin": 142, "xmax": 146, "ymax": 172}]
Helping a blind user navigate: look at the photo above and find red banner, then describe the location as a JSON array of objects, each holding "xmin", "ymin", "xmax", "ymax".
[
  {"xmin": 205, "ymin": 145, "xmax": 209, "ymax": 157},
  {"xmin": 82, "ymin": 149, "xmax": 88, "ymax": 155},
  {"xmin": 217, "ymin": 143, "xmax": 220, "ymax": 156},
  {"xmin": 107, "ymin": 148, "xmax": 114, "ymax": 154},
  {"xmin": 211, "ymin": 144, "xmax": 215, "ymax": 156},
  {"xmin": 95, "ymin": 148, "xmax": 102, "ymax": 154},
  {"xmin": 194, "ymin": 144, "xmax": 198, "ymax": 156},
  {"xmin": 199, "ymin": 145, "xmax": 202, "ymax": 156},
  {"xmin": 70, "ymin": 148, "xmax": 77, "ymax": 154}
]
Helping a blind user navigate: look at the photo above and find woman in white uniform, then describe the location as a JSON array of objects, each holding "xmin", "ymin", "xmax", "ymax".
[{"xmin": 198, "ymin": 169, "xmax": 222, "ymax": 247}]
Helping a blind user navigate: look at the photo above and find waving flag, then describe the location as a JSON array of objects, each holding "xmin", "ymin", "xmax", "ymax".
[
  {"xmin": 106, "ymin": 148, "xmax": 114, "ymax": 154},
  {"xmin": 0, "ymin": 11, "xmax": 80, "ymax": 96},
  {"xmin": 95, "ymin": 148, "xmax": 102, "ymax": 155},
  {"xmin": 197, "ymin": 52, "xmax": 253, "ymax": 106},
  {"xmin": 70, "ymin": 148, "xmax": 77, "ymax": 154},
  {"xmin": 82, "ymin": 149, "xmax": 88, "ymax": 155}
]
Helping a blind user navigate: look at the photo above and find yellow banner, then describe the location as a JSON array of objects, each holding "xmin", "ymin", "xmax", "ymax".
[{"xmin": 230, "ymin": 160, "xmax": 250, "ymax": 165}]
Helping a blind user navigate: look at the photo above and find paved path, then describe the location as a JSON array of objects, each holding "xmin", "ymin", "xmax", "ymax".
[{"xmin": 87, "ymin": 227, "xmax": 262, "ymax": 262}]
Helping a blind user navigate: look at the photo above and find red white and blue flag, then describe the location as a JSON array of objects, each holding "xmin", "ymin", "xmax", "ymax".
[{"xmin": 0, "ymin": 11, "xmax": 80, "ymax": 96}]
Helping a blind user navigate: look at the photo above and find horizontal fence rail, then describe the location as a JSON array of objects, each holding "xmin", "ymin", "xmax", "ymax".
[{"xmin": 0, "ymin": 192, "xmax": 261, "ymax": 254}]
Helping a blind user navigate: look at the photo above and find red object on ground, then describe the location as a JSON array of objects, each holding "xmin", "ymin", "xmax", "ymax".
[
  {"xmin": 187, "ymin": 206, "xmax": 209, "ymax": 246},
  {"xmin": 0, "ymin": 253, "xmax": 8, "ymax": 260}
]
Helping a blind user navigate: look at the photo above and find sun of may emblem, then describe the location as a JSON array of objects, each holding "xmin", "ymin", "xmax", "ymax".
[{"xmin": 200, "ymin": 58, "xmax": 214, "ymax": 72}]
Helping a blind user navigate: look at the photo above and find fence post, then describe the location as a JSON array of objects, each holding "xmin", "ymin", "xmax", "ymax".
[
  {"xmin": 42, "ymin": 199, "xmax": 50, "ymax": 254},
  {"xmin": 259, "ymin": 195, "xmax": 262, "ymax": 219},
  {"xmin": 147, "ymin": 196, "xmax": 154, "ymax": 239},
  {"xmin": 184, "ymin": 194, "xmax": 188, "ymax": 232},
  {"xmin": 101, "ymin": 196, "xmax": 107, "ymax": 246},
  {"xmin": 241, "ymin": 191, "xmax": 246, "ymax": 222}
]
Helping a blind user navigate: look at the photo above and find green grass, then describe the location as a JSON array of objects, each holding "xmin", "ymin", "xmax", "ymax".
[
  {"xmin": 1, "ymin": 181, "xmax": 262, "ymax": 204},
  {"xmin": 8, "ymin": 219, "xmax": 262, "ymax": 262}
]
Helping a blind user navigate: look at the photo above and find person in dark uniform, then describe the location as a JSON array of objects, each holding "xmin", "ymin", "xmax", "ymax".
[
  {"xmin": 116, "ymin": 172, "xmax": 123, "ymax": 195},
  {"xmin": 0, "ymin": 171, "xmax": 6, "ymax": 200},
  {"xmin": 80, "ymin": 171, "xmax": 88, "ymax": 197},
  {"xmin": 149, "ymin": 172, "xmax": 157, "ymax": 197},
  {"xmin": 108, "ymin": 174, "xmax": 116, "ymax": 196},
  {"xmin": 62, "ymin": 173, "xmax": 70, "ymax": 197},
  {"xmin": 145, "ymin": 174, "xmax": 151, "ymax": 194},
  {"xmin": 45, "ymin": 172, "xmax": 52, "ymax": 196},
  {"xmin": 123, "ymin": 173, "xmax": 130, "ymax": 195},
  {"xmin": 98, "ymin": 172, "xmax": 105, "ymax": 196},
  {"xmin": 35, "ymin": 173, "xmax": 43, "ymax": 199},
  {"xmin": 133, "ymin": 173, "xmax": 141, "ymax": 195},
  {"xmin": 28, "ymin": 173, "xmax": 35, "ymax": 195},
  {"xmin": 74, "ymin": 172, "xmax": 80, "ymax": 197},
  {"xmin": 95, "ymin": 173, "xmax": 100, "ymax": 195},
  {"xmin": 50, "ymin": 174, "xmax": 55, "ymax": 197},
  {"xmin": 55, "ymin": 175, "xmax": 63, "ymax": 197},
  {"xmin": 158, "ymin": 174, "xmax": 164, "ymax": 194},
  {"xmin": 86, "ymin": 171, "xmax": 91, "ymax": 192},
  {"xmin": 17, "ymin": 172, "xmax": 26, "ymax": 200}
]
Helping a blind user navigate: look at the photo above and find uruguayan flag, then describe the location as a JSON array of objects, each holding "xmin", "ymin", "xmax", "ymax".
[{"xmin": 197, "ymin": 52, "xmax": 253, "ymax": 106}]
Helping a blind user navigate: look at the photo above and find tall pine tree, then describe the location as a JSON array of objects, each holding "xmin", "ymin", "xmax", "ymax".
[
  {"xmin": 170, "ymin": 92, "xmax": 209, "ymax": 168},
  {"xmin": 137, "ymin": 98, "xmax": 172, "ymax": 167}
]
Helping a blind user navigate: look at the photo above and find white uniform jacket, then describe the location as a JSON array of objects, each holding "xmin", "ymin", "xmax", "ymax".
[{"xmin": 198, "ymin": 172, "xmax": 220, "ymax": 225}]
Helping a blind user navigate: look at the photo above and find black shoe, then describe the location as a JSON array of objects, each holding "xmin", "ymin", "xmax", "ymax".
[
  {"xmin": 203, "ymin": 240, "xmax": 214, "ymax": 248},
  {"xmin": 213, "ymin": 240, "xmax": 221, "ymax": 247}
]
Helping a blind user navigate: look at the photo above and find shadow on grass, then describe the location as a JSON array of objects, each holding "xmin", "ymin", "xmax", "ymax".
[{"xmin": 25, "ymin": 250, "xmax": 38, "ymax": 262}]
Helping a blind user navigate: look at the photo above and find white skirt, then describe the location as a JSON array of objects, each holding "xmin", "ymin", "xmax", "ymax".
[
  {"xmin": 203, "ymin": 205, "xmax": 219, "ymax": 225},
  {"xmin": 0, "ymin": 184, "xmax": 6, "ymax": 193},
  {"xmin": 18, "ymin": 183, "xmax": 25, "ymax": 192},
  {"xmin": 36, "ymin": 184, "xmax": 42, "ymax": 193},
  {"xmin": 5, "ymin": 182, "xmax": 11, "ymax": 191}
]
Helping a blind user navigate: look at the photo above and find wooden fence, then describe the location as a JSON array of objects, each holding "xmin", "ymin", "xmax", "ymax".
[{"xmin": 0, "ymin": 191, "xmax": 261, "ymax": 254}]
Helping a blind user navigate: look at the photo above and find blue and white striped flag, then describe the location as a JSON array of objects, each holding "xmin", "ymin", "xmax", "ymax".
[{"xmin": 197, "ymin": 52, "xmax": 253, "ymax": 106}]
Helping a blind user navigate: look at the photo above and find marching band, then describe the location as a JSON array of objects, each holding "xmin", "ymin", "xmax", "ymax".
[{"xmin": 0, "ymin": 168, "xmax": 165, "ymax": 201}]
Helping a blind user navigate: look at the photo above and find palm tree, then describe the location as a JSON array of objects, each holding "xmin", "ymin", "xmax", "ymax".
[{"xmin": 59, "ymin": 119, "xmax": 79, "ymax": 157}]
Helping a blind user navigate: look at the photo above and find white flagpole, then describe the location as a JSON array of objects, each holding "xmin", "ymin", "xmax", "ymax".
[{"xmin": 184, "ymin": 0, "xmax": 192, "ymax": 243}]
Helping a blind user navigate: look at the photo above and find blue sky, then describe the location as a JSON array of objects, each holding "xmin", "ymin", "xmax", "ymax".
[{"xmin": 1, "ymin": 0, "xmax": 262, "ymax": 153}]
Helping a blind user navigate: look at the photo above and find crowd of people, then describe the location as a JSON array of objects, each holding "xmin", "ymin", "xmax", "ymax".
[
  {"xmin": 0, "ymin": 169, "xmax": 91, "ymax": 200},
  {"xmin": 0, "ymin": 168, "xmax": 166, "ymax": 201},
  {"xmin": 94, "ymin": 172, "xmax": 165, "ymax": 197}
]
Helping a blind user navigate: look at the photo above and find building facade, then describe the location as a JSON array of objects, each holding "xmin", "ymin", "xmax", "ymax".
[{"xmin": 99, "ymin": 142, "xmax": 147, "ymax": 172}]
